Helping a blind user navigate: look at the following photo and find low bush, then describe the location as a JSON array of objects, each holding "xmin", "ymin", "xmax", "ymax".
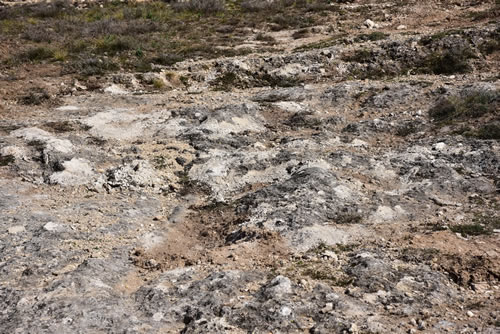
[
  {"xmin": 0, "ymin": 155, "xmax": 15, "ymax": 167},
  {"xmin": 18, "ymin": 88, "xmax": 50, "ymax": 105},
  {"xmin": 429, "ymin": 89, "xmax": 498, "ymax": 123},
  {"xmin": 20, "ymin": 46, "xmax": 55, "ymax": 61},
  {"xmin": 354, "ymin": 32, "xmax": 388, "ymax": 42},
  {"xmin": 476, "ymin": 123, "xmax": 500, "ymax": 140},
  {"xmin": 65, "ymin": 57, "xmax": 119, "ymax": 76},
  {"xmin": 419, "ymin": 48, "xmax": 475, "ymax": 75},
  {"xmin": 171, "ymin": 0, "xmax": 225, "ymax": 14}
]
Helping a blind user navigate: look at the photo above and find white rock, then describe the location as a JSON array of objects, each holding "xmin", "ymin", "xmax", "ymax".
[
  {"xmin": 322, "ymin": 302, "xmax": 334, "ymax": 312},
  {"xmin": 266, "ymin": 275, "xmax": 292, "ymax": 296},
  {"xmin": 253, "ymin": 142, "xmax": 267, "ymax": 150},
  {"xmin": 0, "ymin": 146, "xmax": 29, "ymax": 160},
  {"xmin": 370, "ymin": 205, "xmax": 406, "ymax": 223},
  {"xmin": 55, "ymin": 106, "xmax": 80, "ymax": 111},
  {"xmin": 364, "ymin": 19, "xmax": 379, "ymax": 29},
  {"xmin": 152, "ymin": 312, "xmax": 163, "ymax": 322},
  {"xmin": 43, "ymin": 222, "xmax": 64, "ymax": 232},
  {"xmin": 11, "ymin": 127, "xmax": 73, "ymax": 154},
  {"xmin": 433, "ymin": 142, "xmax": 447, "ymax": 151},
  {"xmin": 396, "ymin": 25, "xmax": 407, "ymax": 30},
  {"xmin": 322, "ymin": 250, "xmax": 338, "ymax": 262},
  {"xmin": 351, "ymin": 139, "xmax": 368, "ymax": 147},
  {"xmin": 104, "ymin": 84, "xmax": 128, "ymax": 95},
  {"xmin": 466, "ymin": 311, "xmax": 474, "ymax": 317},
  {"xmin": 8, "ymin": 226, "xmax": 25, "ymax": 234},
  {"xmin": 333, "ymin": 185, "xmax": 353, "ymax": 200},
  {"xmin": 83, "ymin": 109, "xmax": 148, "ymax": 141},
  {"xmin": 49, "ymin": 158, "xmax": 95, "ymax": 186},
  {"xmin": 273, "ymin": 101, "xmax": 305, "ymax": 113},
  {"xmin": 280, "ymin": 306, "xmax": 292, "ymax": 317}
]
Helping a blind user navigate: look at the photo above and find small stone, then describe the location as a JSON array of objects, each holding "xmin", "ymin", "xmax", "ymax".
[
  {"xmin": 397, "ymin": 25, "xmax": 407, "ymax": 30},
  {"xmin": 265, "ymin": 275, "xmax": 292, "ymax": 296},
  {"xmin": 146, "ymin": 259, "xmax": 159, "ymax": 268},
  {"xmin": 253, "ymin": 142, "xmax": 266, "ymax": 150},
  {"xmin": 433, "ymin": 142, "xmax": 447, "ymax": 151},
  {"xmin": 364, "ymin": 19, "xmax": 379, "ymax": 29},
  {"xmin": 349, "ymin": 323, "xmax": 359, "ymax": 333},
  {"xmin": 408, "ymin": 329, "xmax": 416, "ymax": 334},
  {"xmin": 466, "ymin": 311, "xmax": 474, "ymax": 317},
  {"xmin": 8, "ymin": 226, "xmax": 25, "ymax": 234},
  {"xmin": 280, "ymin": 306, "xmax": 292, "ymax": 317},
  {"xmin": 152, "ymin": 312, "xmax": 163, "ymax": 322},
  {"xmin": 322, "ymin": 302, "xmax": 333, "ymax": 313},
  {"xmin": 418, "ymin": 320, "xmax": 426, "ymax": 330},
  {"xmin": 43, "ymin": 222, "xmax": 63, "ymax": 232},
  {"xmin": 321, "ymin": 250, "xmax": 338, "ymax": 262}
]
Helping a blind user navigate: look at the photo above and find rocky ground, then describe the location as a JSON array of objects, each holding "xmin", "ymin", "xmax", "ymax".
[{"xmin": 0, "ymin": 0, "xmax": 499, "ymax": 333}]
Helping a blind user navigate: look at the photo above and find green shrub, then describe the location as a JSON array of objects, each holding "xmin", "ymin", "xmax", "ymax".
[
  {"xmin": 343, "ymin": 49, "xmax": 372, "ymax": 63},
  {"xmin": 19, "ymin": 88, "xmax": 50, "ymax": 105},
  {"xmin": 171, "ymin": 0, "xmax": 225, "ymax": 14},
  {"xmin": 65, "ymin": 57, "xmax": 119, "ymax": 76},
  {"xmin": 396, "ymin": 122, "xmax": 420, "ymax": 137},
  {"xmin": 21, "ymin": 46, "xmax": 55, "ymax": 61},
  {"xmin": 419, "ymin": 48, "xmax": 475, "ymax": 75},
  {"xmin": 450, "ymin": 215, "xmax": 500, "ymax": 237},
  {"xmin": 152, "ymin": 78, "xmax": 166, "ymax": 89},
  {"xmin": 479, "ymin": 39, "xmax": 500, "ymax": 55},
  {"xmin": 450, "ymin": 224, "xmax": 490, "ymax": 237},
  {"xmin": 95, "ymin": 35, "xmax": 132, "ymax": 55},
  {"xmin": 151, "ymin": 53, "xmax": 185, "ymax": 66},
  {"xmin": 355, "ymin": 32, "xmax": 388, "ymax": 42},
  {"xmin": 255, "ymin": 33, "xmax": 276, "ymax": 44},
  {"xmin": 292, "ymin": 28, "xmax": 310, "ymax": 40},
  {"xmin": 0, "ymin": 155, "xmax": 15, "ymax": 167},
  {"xmin": 334, "ymin": 213, "xmax": 363, "ymax": 224},
  {"xmin": 429, "ymin": 90, "xmax": 498, "ymax": 123},
  {"xmin": 476, "ymin": 123, "xmax": 500, "ymax": 140},
  {"xmin": 44, "ymin": 121, "xmax": 74, "ymax": 133},
  {"xmin": 212, "ymin": 72, "xmax": 239, "ymax": 91}
]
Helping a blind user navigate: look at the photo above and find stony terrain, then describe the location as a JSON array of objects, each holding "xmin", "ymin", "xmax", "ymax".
[{"xmin": 0, "ymin": 0, "xmax": 499, "ymax": 333}]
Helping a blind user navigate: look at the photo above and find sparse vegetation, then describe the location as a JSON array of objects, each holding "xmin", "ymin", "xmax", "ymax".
[
  {"xmin": 293, "ymin": 33, "xmax": 347, "ymax": 51},
  {"xmin": 153, "ymin": 156, "xmax": 168, "ymax": 169},
  {"xmin": 292, "ymin": 28, "xmax": 310, "ymax": 40},
  {"xmin": 334, "ymin": 212, "xmax": 363, "ymax": 224},
  {"xmin": 354, "ymin": 32, "xmax": 388, "ymax": 42},
  {"xmin": 255, "ymin": 33, "xmax": 276, "ymax": 44},
  {"xmin": 0, "ymin": 0, "xmax": 338, "ymax": 75},
  {"xmin": 0, "ymin": 155, "xmax": 15, "ymax": 167},
  {"xmin": 152, "ymin": 78, "xmax": 166, "ymax": 90},
  {"xmin": 44, "ymin": 121, "xmax": 74, "ymax": 133},
  {"xmin": 450, "ymin": 224, "xmax": 491, "ymax": 237},
  {"xmin": 171, "ymin": 0, "xmax": 225, "ymax": 14},
  {"xmin": 18, "ymin": 88, "xmax": 50, "ymax": 105},
  {"xmin": 480, "ymin": 39, "xmax": 500, "ymax": 55},
  {"xmin": 20, "ymin": 46, "xmax": 55, "ymax": 62},
  {"xmin": 450, "ymin": 214, "xmax": 500, "ymax": 237},
  {"xmin": 342, "ymin": 49, "xmax": 373, "ymax": 63},
  {"xmin": 417, "ymin": 48, "xmax": 475, "ymax": 75},
  {"xmin": 212, "ymin": 72, "xmax": 239, "ymax": 91},
  {"xmin": 475, "ymin": 123, "xmax": 500, "ymax": 140},
  {"xmin": 396, "ymin": 121, "xmax": 421, "ymax": 137},
  {"xmin": 429, "ymin": 90, "xmax": 498, "ymax": 124}
]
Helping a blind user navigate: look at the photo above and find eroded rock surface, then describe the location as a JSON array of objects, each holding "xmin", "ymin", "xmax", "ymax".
[{"xmin": 0, "ymin": 0, "xmax": 499, "ymax": 333}]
